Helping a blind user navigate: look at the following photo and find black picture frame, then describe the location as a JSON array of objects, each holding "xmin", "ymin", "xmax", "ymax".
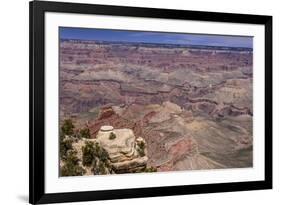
[{"xmin": 29, "ymin": 0, "xmax": 272, "ymax": 204}]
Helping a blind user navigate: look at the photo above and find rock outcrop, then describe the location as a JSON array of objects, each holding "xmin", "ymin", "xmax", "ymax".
[
  {"xmin": 70, "ymin": 125, "xmax": 148, "ymax": 175},
  {"xmin": 96, "ymin": 125, "xmax": 148, "ymax": 173}
]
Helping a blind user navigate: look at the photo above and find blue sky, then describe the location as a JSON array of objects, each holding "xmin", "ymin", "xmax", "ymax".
[{"xmin": 60, "ymin": 27, "xmax": 253, "ymax": 48}]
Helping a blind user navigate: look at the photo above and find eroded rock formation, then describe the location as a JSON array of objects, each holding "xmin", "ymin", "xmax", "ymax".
[
  {"xmin": 96, "ymin": 125, "xmax": 148, "ymax": 173},
  {"xmin": 69, "ymin": 125, "xmax": 148, "ymax": 175}
]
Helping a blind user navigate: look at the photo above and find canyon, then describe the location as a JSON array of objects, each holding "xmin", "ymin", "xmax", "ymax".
[{"xmin": 59, "ymin": 39, "xmax": 253, "ymax": 174}]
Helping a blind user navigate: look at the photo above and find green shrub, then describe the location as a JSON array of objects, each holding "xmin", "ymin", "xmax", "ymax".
[
  {"xmin": 137, "ymin": 148, "xmax": 145, "ymax": 157},
  {"xmin": 80, "ymin": 127, "xmax": 91, "ymax": 138},
  {"xmin": 98, "ymin": 146, "xmax": 109, "ymax": 163},
  {"xmin": 82, "ymin": 141, "xmax": 96, "ymax": 167},
  {"xmin": 109, "ymin": 132, "xmax": 116, "ymax": 140},
  {"xmin": 92, "ymin": 161, "xmax": 107, "ymax": 175},
  {"xmin": 138, "ymin": 141, "xmax": 145, "ymax": 150},
  {"xmin": 61, "ymin": 150, "xmax": 85, "ymax": 176},
  {"xmin": 137, "ymin": 141, "xmax": 146, "ymax": 157},
  {"xmin": 144, "ymin": 166, "xmax": 157, "ymax": 172},
  {"xmin": 60, "ymin": 138, "xmax": 73, "ymax": 161},
  {"xmin": 72, "ymin": 133, "xmax": 81, "ymax": 141},
  {"xmin": 61, "ymin": 119, "xmax": 75, "ymax": 136},
  {"xmin": 82, "ymin": 141, "xmax": 111, "ymax": 174},
  {"xmin": 82, "ymin": 141, "xmax": 110, "ymax": 166}
]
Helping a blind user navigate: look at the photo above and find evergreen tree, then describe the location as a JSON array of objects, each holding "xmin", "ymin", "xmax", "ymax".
[
  {"xmin": 61, "ymin": 119, "xmax": 75, "ymax": 136},
  {"xmin": 61, "ymin": 150, "xmax": 85, "ymax": 176},
  {"xmin": 80, "ymin": 127, "xmax": 91, "ymax": 138}
]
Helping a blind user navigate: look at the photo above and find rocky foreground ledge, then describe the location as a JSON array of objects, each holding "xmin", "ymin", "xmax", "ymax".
[
  {"xmin": 96, "ymin": 125, "xmax": 148, "ymax": 173},
  {"xmin": 70, "ymin": 125, "xmax": 149, "ymax": 175}
]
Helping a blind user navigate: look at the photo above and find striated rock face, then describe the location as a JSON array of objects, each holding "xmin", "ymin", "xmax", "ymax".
[
  {"xmin": 96, "ymin": 125, "xmax": 148, "ymax": 173},
  {"xmin": 60, "ymin": 39, "xmax": 253, "ymax": 173},
  {"xmin": 98, "ymin": 107, "xmax": 116, "ymax": 119},
  {"xmin": 60, "ymin": 40, "xmax": 253, "ymax": 117}
]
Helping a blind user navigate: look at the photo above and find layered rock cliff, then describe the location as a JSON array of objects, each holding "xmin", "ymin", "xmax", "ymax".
[
  {"xmin": 96, "ymin": 125, "xmax": 148, "ymax": 173},
  {"xmin": 69, "ymin": 125, "xmax": 148, "ymax": 175},
  {"xmin": 59, "ymin": 39, "xmax": 253, "ymax": 174}
]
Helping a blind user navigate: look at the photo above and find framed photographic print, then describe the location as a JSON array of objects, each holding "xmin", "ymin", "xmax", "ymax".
[{"xmin": 29, "ymin": 0, "xmax": 272, "ymax": 204}]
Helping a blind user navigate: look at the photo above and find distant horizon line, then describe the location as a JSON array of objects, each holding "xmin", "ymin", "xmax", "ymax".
[{"xmin": 60, "ymin": 38, "xmax": 253, "ymax": 50}]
